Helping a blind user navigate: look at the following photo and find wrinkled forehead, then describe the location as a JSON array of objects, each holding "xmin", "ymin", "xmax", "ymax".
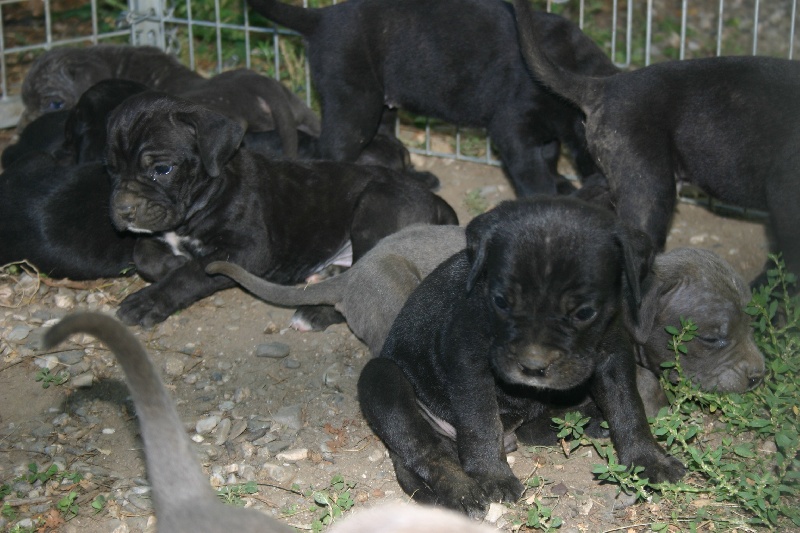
[
  {"xmin": 485, "ymin": 223, "xmax": 622, "ymax": 298},
  {"xmin": 106, "ymin": 97, "xmax": 192, "ymax": 162}
]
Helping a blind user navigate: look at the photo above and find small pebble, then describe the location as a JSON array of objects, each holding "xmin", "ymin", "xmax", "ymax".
[
  {"xmin": 196, "ymin": 415, "xmax": 221, "ymax": 435},
  {"xmin": 255, "ymin": 342, "xmax": 290, "ymax": 359},
  {"xmin": 70, "ymin": 372, "xmax": 95, "ymax": 388},
  {"xmin": 276, "ymin": 448, "xmax": 308, "ymax": 462},
  {"xmin": 56, "ymin": 350, "xmax": 85, "ymax": 365},
  {"xmin": 7, "ymin": 325, "xmax": 32, "ymax": 342}
]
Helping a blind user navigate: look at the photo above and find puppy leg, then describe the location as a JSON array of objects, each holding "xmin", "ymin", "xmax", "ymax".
[
  {"xmin": 761, "ymin": 163, "xmax": 800, "ymax": 290},
  {"xmin": 133, "ymin": 238, "xmax": 189, "ymax": 282},
  {"xmin": 487, "ymin": 106, "xmax": 567, "ymax": 196},
  {"xmin": 317, "ymin": 91, "xmax": 384, "ymax": 162},
  {"xmin": 590, "ymin": 342, "xmax": 685, "ymax": 483},
  {"xmin": 118, "ymin": 257, "xmax": 236, "ymax": 328},
  {"xmin": 358, "ymin": 358, "xmax": 491, "ymax": 518}
]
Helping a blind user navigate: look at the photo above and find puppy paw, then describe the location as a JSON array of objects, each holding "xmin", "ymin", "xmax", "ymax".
[
  {"xmin": 117, "ymin": 288, "xmax": 173, "ymax": 328},
  {"xmin": 472, "ymin": 472, "xmax": 525, "ymax": 505},
  {"xmin": 433, "ymin": 477, "xmax": 492, "ymax": 519},
  {"xmin": 630, "ymin": 452, "xmax": 686, "ymax": 484}
]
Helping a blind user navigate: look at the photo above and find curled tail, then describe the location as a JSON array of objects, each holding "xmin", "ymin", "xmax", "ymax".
[
  {"xmin": 42, "ymin": 313, "xmax": 214, "ymax": 504},
  {"xmin": 512, "ymin": 0, "xmax": 595, "ymax": 110},
  {"xmin": 247, "ymin": 0, "xmax": 322, "ymax": 35},
  {"xmin": 206, "ymin": 261, "xmax": 348, "ymax": 307}
]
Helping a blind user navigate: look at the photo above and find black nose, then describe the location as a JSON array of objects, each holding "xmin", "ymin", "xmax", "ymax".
[{"xmin": 115, "ymin": 202, "xmax": 137, "ymax": 221}]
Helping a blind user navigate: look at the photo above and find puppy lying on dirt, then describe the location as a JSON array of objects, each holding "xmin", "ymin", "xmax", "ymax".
[
  {"xmin": 358, "ymin": 197, "xmax": 685, "ymax": 518},
  {"xmin": 43, "ymin": 312, "xmax": 492, "ymax": 533},
  {"xmin": 247, "ymin": 0, "xmax": 619, "ymax": 196},
  {"xmin": 105, "ymin": 92, "xmax": 457, "ymax": 327},
  {"xmin": 20, "ymin": 44, "xmax": 319, "ymax": 157},
  {"xmin": 207, "ymin": 224, "xmax": 467, "ymax": 355},
  {"xmin": 513, "ymin": 0, "xmax": 800, "ymax": 287},
  {"xmin": 634, "ymin": 247, "xmax": 765, "ymax": 415}
]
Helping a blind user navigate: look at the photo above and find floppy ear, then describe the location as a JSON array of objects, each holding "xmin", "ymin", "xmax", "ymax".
[
  {"xmin": 178, "ymin": 107, "xmax": 245, "ymax": 177},
  {"xmin": 464, "ymin": 207, "xmax": 504, "ymax": 293},
  {"xmin": 616, "ymin": 224, "xmax": 656, "ymax": 342}
]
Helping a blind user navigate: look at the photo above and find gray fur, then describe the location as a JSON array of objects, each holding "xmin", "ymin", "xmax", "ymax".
[{"xmin": 207, "ymin": 224, "xmax": 467, "ymax": 355}]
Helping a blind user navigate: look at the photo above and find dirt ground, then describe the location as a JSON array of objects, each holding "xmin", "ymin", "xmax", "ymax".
[{"xmin": 0, "ymin": 130, "xmax": 772, "ymax": 532}]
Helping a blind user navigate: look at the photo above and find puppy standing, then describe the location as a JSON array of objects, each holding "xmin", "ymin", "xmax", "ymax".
[
  {"xmin": 247, "ymin": 0, "xmax": 619, "ymax": 196},
  {"xmin": 358, "ymin": 197, "xmax": 685, "ymax": 518},
  {"xmin": 105, "ymin": 92, "xmax": 457, "ymax": 327},
  {"xmin": 513, "ymin": 0, "xmax": 800, "ymax": 287}
]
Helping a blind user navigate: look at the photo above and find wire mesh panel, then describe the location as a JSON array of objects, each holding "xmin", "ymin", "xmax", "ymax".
[{"xmin": 1, "ymin": 0, "xmax": 797, "ymax": 213}]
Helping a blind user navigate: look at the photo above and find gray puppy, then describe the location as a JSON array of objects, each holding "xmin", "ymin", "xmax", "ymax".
[
  {"xmin": 43, "ymin": 312, "xmax": 492, "ymax": 533},
  {"xmin": 635, "ymin": 247, "xmax": 765, "ymax": 416},
  {"xmin": 207, "ymin": 224, "xmax": 467, "ymax": 355}
]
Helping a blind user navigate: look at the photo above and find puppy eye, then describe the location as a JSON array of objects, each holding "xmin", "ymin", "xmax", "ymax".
[
  {"xmin": 47, "ymin": 100, "xmax": 65, "ymax": 111},
  {"xmin": 493, "ymin": 294, "xmax": 510, "ymax": 311},
  {"xmin": 152, "ymin": 164, "xmax": 174, "ymax": 178},
  {"xmin": 698, "ymin": 336, "xmax": 726, "ymax": 347},
  {"xmin": 572, "ymin": 306, "xmax": 597, "ymax": 323}
]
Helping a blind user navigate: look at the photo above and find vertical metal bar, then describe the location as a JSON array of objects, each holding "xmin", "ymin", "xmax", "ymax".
[
  {"xmin": 611, "ymin": 0, "xmax": 618, "ymax": 62},
  {"xmin": 752, "ymin": 0, "xmax": 760, "ymax": 55},
  {"xmin": 91, "ymin": 0, "xmax": 99, "ymax": 43},
  {"xmin": 215, "ymin": 0, "xmax": 223, "ymax": 72},
  {"xmin": 243, "ymin": 0, "xmax": 252, "ymax": 69},
  {"xmin": 625, "ymin": 0, "xmax": 633, "ymax": 67},
  {"xmin": 680, "ymin": 0, "xmax": 688, "ymax": 60},
  {"xmin": 645, "ymin": 0, "xmax": 653, "ymax": 66},
  {"xmin": 716, "ymin": 0, "xmax": 724, "ymax": 56},
  {"xmin": 45, "ymin": 0, "xmax": 53, "ymax": 47},
  {"xmin": 579, "ymin": 0, "xmax": 584, "ymax": 29},
  {"xmin": 790, "ymin": 0, "xmax": 797, "ymax": 59},
  {"xmin": 187, "ymin": 0, "xmax": 196, "ymax": 71},
  {"xmin": 0, "ymin": 3, "xmax": 6, "ymax": 101}
]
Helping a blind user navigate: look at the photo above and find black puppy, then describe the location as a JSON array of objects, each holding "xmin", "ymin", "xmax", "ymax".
[
  {"xmin": 0, "ymin": 153, "xmax": 136, "ymax": 279},
  {"xmin": 105, "ymin": 92, "xmax": 457, "ymax": 327},
  {"xmin": 1, "ymin": 110, "xmax": 69, "ymax": 169},
  {"xmin": 247, "ymin": 0, "xmax": 619, "ymax": 196},
  {"xmin": 513, "ymin": 0, "xmax": 800, "ymax": 287},
  {"xmin": 242, "ymin": 108, "xmax": 440, "ymax": 189},
  {"xmin": 358, "ymin": 197, "xmax": 685, "ymax": 518}
]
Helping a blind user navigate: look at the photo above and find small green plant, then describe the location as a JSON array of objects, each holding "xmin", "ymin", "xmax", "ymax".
[
  {"xmin": 2, "ymin": 502, "xmax": 17, "ymax": 522},
  {"xmin": 217, "ymin": 480, "xmax": 259, "ymax": 507},
  {"xmin": 91, "ymin": 494, "xmax": 107, "ymax": 514},
  {"xmin": 34, "ymin": 368, "xmax": 70, "ymax": 389},
  {"xmin": 525, "ymin": 499, "xmax": 563, "ymax": 531},
  {"xmin": 304, "ymin": 474, "xmax": 356, "ymax": 532},
  {"xmin": 57, "ymin": 491, "xmax": 79, "ymax": 519},
  {"xmin": 26, "ymin": 463, "xmax": 60, "ymax": 484}
]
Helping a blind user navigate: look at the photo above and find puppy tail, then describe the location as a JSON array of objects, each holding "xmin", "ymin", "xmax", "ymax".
[
  {"xmin": 206, "ymin": 261, "xmax": 347, "ymax": 307},
  {"xmin": 42, "ymin": 313, "xmax": 217, "ymax": 511},
  {"xmin": 247, "ymin": 0, "xmax": 321, "ymax": 35},
  {"xmin": 512, "ymin": 0, "xmax": 600, "ymax": 111}
]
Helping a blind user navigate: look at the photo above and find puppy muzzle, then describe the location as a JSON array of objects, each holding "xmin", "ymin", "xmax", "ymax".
[{"xmin": 515, "ymin": 345, "xmax": 564, "ymax": 379}]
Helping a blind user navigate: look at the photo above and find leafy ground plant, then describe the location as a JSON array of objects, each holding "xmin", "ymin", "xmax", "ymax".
[{"xmin": 550, "ymin": 255, "xmax": 800, "ymax": 530}]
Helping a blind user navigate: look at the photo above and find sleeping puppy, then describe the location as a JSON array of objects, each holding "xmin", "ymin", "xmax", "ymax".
[
  {"xmin": 0, "ymin": 153, "xmax": 137, "ymax": 279},
  {"xmin": 241, "ymin": 108, "xmax": 441, "ymax": 189},
  {"xmin": 20, "ymin": 44, "xmax": 319, "ymax": 157},
  {"xmin": 357, "ymin": 197, "xmax": 685, "ymax": 518},
  {"xmin": 634, "ymin": 247, "xmax": 765, "ymax": 416},
  {"xmin": 1, "ymin": 110, "xmax": 69, "ymax": 169},
  {"xmin": 513, "ymin": 0, "xmax": 800, "ymax": 287},
  {"xmin": 247, "ymin": 0, "xmax": 620, "ymax": 196},
  {"xmin": 206, "ymin": 224, "xmax": 467, "ymax": 355},
  {"xmin": 105, "ymin": 92, "xmax": 457, "ymax": 328},
  {"xmin": 20, "ymin": 44, "xmax": 203, "ymax": 127},
  {"xmin": 43, "ymin": 312, "xmax": 494, "ymax": 533}
]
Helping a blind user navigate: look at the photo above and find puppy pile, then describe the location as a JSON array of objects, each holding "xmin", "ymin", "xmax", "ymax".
[{"xmin": 1, "ymin": 0, "xmax": 780, "ymax": 528}]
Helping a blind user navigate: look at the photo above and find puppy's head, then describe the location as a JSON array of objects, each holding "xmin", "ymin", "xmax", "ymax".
[
  {"xmin": 465, "ymin": 197, "xmax": 653, "ymax": 390},
  {"xmin": 105, "ymin": 92, "xmax": 245, "ymax": 234},
  {"xmin": 20, "ymin": 47, "xmax": 113, "ymax": 128},
  {"xmin": 636, "ymin": 248, "xmax": 765, "ymax": 393}
]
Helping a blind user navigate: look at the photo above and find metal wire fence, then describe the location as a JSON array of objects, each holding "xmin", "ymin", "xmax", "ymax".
[{"xmin": 2, "ymin": 0, "xmax": 797, "ymax": 216}]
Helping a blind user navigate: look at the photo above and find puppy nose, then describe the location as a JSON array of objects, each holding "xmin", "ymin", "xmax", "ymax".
[
  {"xmin": 518, "ymin": 345, "xmax": 562, "ymax": 377},
  {"xmin": 115, "ymin": 202, "xmax": 137, "ymax": 221}
]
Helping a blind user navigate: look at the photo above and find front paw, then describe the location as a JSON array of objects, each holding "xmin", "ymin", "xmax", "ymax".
[
  {"xmin": 625, "ymin": 449, "xmax": 686, "ymax": 484},
  {"xmin": 473, "ymin": 471, "xmax": 525, "ymax": 504},
  {"xmin": 117, "ymin": 286, "xmax": 174, "ymax": 328}
]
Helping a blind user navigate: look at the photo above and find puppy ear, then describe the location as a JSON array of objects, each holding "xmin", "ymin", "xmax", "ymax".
[
  {"xmin": 617, "ymin": 224, "xmax": 656, "ymax": 342},
  {"xmin": 178, "ymin": 108, "xmax": 245, "ymax": 177},
  {"xmin": 465, "ymin": 207, "xmax": 504, "ymax": 293}
]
